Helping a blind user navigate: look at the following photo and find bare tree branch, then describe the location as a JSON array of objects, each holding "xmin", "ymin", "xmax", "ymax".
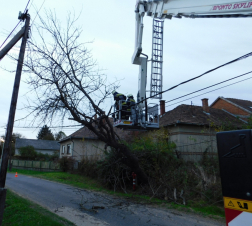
[{"xmin": 20, "ymin": 10, "xmax": 148, "ymax": 184}]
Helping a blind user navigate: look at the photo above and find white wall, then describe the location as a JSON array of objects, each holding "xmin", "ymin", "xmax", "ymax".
[{"xmin": 60, "ymin": 139, "xmax": 108, "ymax": 161}]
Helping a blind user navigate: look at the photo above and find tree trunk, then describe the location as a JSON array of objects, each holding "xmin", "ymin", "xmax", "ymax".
[{"xmin": 114, "ymin": 143, "xmax": 148, "ymax": 185}]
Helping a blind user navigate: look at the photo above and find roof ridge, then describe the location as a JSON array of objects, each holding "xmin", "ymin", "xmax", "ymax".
[
  {"xmin": 17, "ymin": 138, "xmax": 58, "ymax": 142},
  {"xmin": 226, "ymin": 97, "xmax": 252, "ymax": 102}
]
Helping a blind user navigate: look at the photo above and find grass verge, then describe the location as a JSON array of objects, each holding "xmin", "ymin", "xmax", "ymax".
[
  {"xmin": 9, "ymin": 169, "xmax": 225, "ymax": 219},
  {"xmin": 3, "ymin": 189, "xmax": 75, "ymax": 226}
]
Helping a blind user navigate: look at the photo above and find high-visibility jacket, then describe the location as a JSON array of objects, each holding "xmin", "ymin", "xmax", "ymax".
[
  {"xmin": 113, "ymin": 92, "xmax": 127, "ymax": 114},
  {"xmin": 113, "ymin": 92, "xmax": 126, "ymax": 101},
  {"xmin": 127, "ymin": 97, "xmax": 136, "ymax": 112}
]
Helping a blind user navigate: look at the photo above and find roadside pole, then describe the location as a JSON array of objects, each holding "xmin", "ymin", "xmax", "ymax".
[
  {"xmin": 0, "ymin": 13, "xmax": 30, "ymax": 224},
  {"xmin": 217, "ymin": 130, "xmax": 252, "ymax": 225}
]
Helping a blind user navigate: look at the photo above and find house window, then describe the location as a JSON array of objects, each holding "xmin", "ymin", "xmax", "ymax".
[
  {"xmin": 62, "ymin": 145, "xmax": 65, "ymax": 154},
  {"xmin": 67, "ymin": 144, "xmax": 71, "ymax": 155}
]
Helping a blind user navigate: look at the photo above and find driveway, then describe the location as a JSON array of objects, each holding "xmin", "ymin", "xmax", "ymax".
[{"xmin": 6, "ymin": 173, "xmax": 225, "ymax": 226}]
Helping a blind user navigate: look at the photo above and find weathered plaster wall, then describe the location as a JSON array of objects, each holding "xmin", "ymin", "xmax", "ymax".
[
  {"xmin": 60, "ymin": 139, "xmax": 108, "ymax": 161},
  {"xmin": 168, "ymin": 124, "xmax": 217, "ymax": 162}
]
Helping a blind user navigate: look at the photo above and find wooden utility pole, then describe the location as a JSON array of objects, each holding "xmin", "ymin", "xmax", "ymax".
[{"xmin": 0, "ymin": 12, "xmax": 30, "ymax": 224}]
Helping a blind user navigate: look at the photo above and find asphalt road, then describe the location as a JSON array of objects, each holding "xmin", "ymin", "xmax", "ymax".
[{"xmin": 6, "ymin": 173, "xmax": 225, "ymax": 226}]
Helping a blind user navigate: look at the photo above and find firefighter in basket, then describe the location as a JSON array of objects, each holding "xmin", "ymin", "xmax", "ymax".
[
  {"xmin": 112, "ymin": 91, "xmax": 128, "ymax": 120},
  {"xmin": 126, "ymin": 94, "xmax": 136, "ymax": 120}
]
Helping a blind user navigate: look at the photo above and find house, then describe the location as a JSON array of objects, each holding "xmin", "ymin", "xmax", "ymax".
[
  {"xmin": 159, "ymin": 98, "xmax": 245, "ymax": 161},
  {"xmin": 59, "ymin": 119, "xmax": 133, "ymax": 161},
  {"xmin": 15, "ymin": 138, "xmax": 60, "ymax": 156},
  {"xmin": 59, "ymin": 126, "xmax": 104, "ymax": 161},
  {"xmin": 211, "ymin": 97, "xmax": 252, "ymax": 122}
]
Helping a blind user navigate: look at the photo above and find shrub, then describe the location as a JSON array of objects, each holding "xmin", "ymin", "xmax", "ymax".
[
  {"xmin": 34, "ymin": 151, "xmax": 59, "ymax": 161},
  {"xmin": 97, "ymin": 133, "xmax": 178, "ymax": 192},
  {"xmin": 17, "ymin": 147, "xmax": 59, "ymax": 162},
  {"xmin": 35, "ymin": 152, "xmax": 47, "ymax": 161},
  {"xmin": 78, "ymin": 157, "xmax": 99, "ymax": 178},
  {"xmin": 19, "ymin": 146, "xmax": 37, "ymax": 160},
  {"xmin": 96, "ymin": 133, "xmax": 222, "ymax": 206},
  {"xmin": 58, "ymin": 156, "xmax": 75, "ymax": 172},
  {"xmin": 50, "ymin": 151, "xmax": 60, "ymax": 161}
]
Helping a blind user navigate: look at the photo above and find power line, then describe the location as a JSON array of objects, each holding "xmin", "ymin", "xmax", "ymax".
[
  {"xmin": 165, "ymin": 76, "xmax": 252, "ymax": 108},
  {"xmin": 0, "ymin": 21, "xmax": 22, "ymax": 50},
  {"xmin": 0, "ymin": 0, "xmax": 31, "ymax": 51},
  {"xmin": 13, "ymin": 125, "xmax": 83, "ymax": 129},
  {"xmin": 31, "ymin": 0, "xmax": 46, "ymax": 27},
  {"xmin": 0, "ymin": 125, "xmax": 83, "ymax": 129},
  {"xmin": 23, "ymin": 0, "xmax": 31, "ymax": 13},
  {"xmin": 136, "ymin": 51, "xmax": 252, "ymax": 104},
  {"xmin": 165, "ymin": 70, "xmax": 252, "ymax": 104}
]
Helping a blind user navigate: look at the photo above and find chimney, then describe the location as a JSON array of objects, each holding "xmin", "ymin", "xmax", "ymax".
[
  {"xmin": 160, "ymin": 100, "xmax": 165, "ymax": 115},
  {"xmin": 201, "ymin": 98, "xmax": 209, "ymax": 113}
]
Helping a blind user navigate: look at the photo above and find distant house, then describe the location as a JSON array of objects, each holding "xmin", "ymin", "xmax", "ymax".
[
  {"xmin": 211, "ymin": 97, "xmax": 252, "ymax": 122},
  {"xmin": 159, "ymin": 98, "xmax": 245, "ymax": 161},
  {"xmin": 59, "ymin": 119, "xmax": 132, "ymax": 161},
  {"xmin": 15, "ymin": 138, "xmax": 60, "ymax": 156}
]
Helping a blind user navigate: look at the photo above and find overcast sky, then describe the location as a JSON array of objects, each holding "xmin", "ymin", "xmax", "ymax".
[{"xmin": 0, "ymin": 0, "xmax": 252, "ymax": 139}]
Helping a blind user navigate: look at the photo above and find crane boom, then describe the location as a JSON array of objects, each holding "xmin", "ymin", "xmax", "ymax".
[{"xmin": 142, "ymin": 0, "xmax": 252, "ymax": 19}]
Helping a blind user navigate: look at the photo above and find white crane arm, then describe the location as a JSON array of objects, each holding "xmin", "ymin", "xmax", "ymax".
[
  {"xmin": 133, "ymin": 0, "xmax": 252, "ymax": 63},
  {"xmin": 139, "ymin": 0, "xmax": 252, "ymax": 19}
]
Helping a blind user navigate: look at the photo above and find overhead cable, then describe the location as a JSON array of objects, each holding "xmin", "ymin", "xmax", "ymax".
[
  {"xmin": 31, "ymin": 0, "xmax": 46, "ymax": 27},
  {"xmin": 23, "ymin": 0, "xmax": 31, "ymax": 13},
  {"xmin": 165, "ymin": 76, "xmax": 252, "ymax": 108},
  {"xmin": 0, "ymin": 0, "xmax": 31, "ymax": 51},
  {"xmin": 165, "ymin": 70, "xmax": 252, "ymax": 104},
  {"xmin": 0, "ymin": 21, "xmax": 22, "ymax": 50},
  {"xmin": 145, "ymin": 51, "xmax": 252, "ymax": 101},
  {"xmin": 8, "ymin": 124, "xmax": 83, "ymax": 129}
]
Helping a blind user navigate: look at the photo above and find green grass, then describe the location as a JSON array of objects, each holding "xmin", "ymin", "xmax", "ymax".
[
  {"xmin": 9, "ymin": 169, "xmax": 225, "ymax": 219},
  {"xmin": 3, "ymin": 190, "xmax": 75, "ymax": 226}
]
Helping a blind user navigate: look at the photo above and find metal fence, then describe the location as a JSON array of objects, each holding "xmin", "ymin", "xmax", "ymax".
[{"xmin": 11, "ymin": 160, "xmax": 60, "ymax": 171}]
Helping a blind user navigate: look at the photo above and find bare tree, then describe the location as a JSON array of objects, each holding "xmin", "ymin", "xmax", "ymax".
[
  {"xmin": 23, "ymin": 11, "xmax": 148, "ymax": 183},
  {"xmin": 54, "ymin": 131, "xmax": 66, "ymax": 141}
]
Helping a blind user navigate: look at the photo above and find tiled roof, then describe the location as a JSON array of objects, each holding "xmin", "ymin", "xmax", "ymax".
[
  {"xmin": 225, "ymin": 98, "xmax": 252, "ymax": 113},
  {"xmin": 68, "ymin": 126, "xmax": 97, "ymax": 140},
  {"xmin": 59, "ymin": 118, "xmax": 132, "ymax": 142},
  {"xmin": 15, "ymin": 138, "xmax": 60, "ymax": 150},
  {"xmin": 160, "ymin": 104, "xmax": 245, "ymax": 128}
]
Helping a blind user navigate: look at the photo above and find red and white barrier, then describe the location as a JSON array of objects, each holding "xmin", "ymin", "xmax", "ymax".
[{"xmin": 224, "ymin": 197, "xmax": 252, "ymax": 225}]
